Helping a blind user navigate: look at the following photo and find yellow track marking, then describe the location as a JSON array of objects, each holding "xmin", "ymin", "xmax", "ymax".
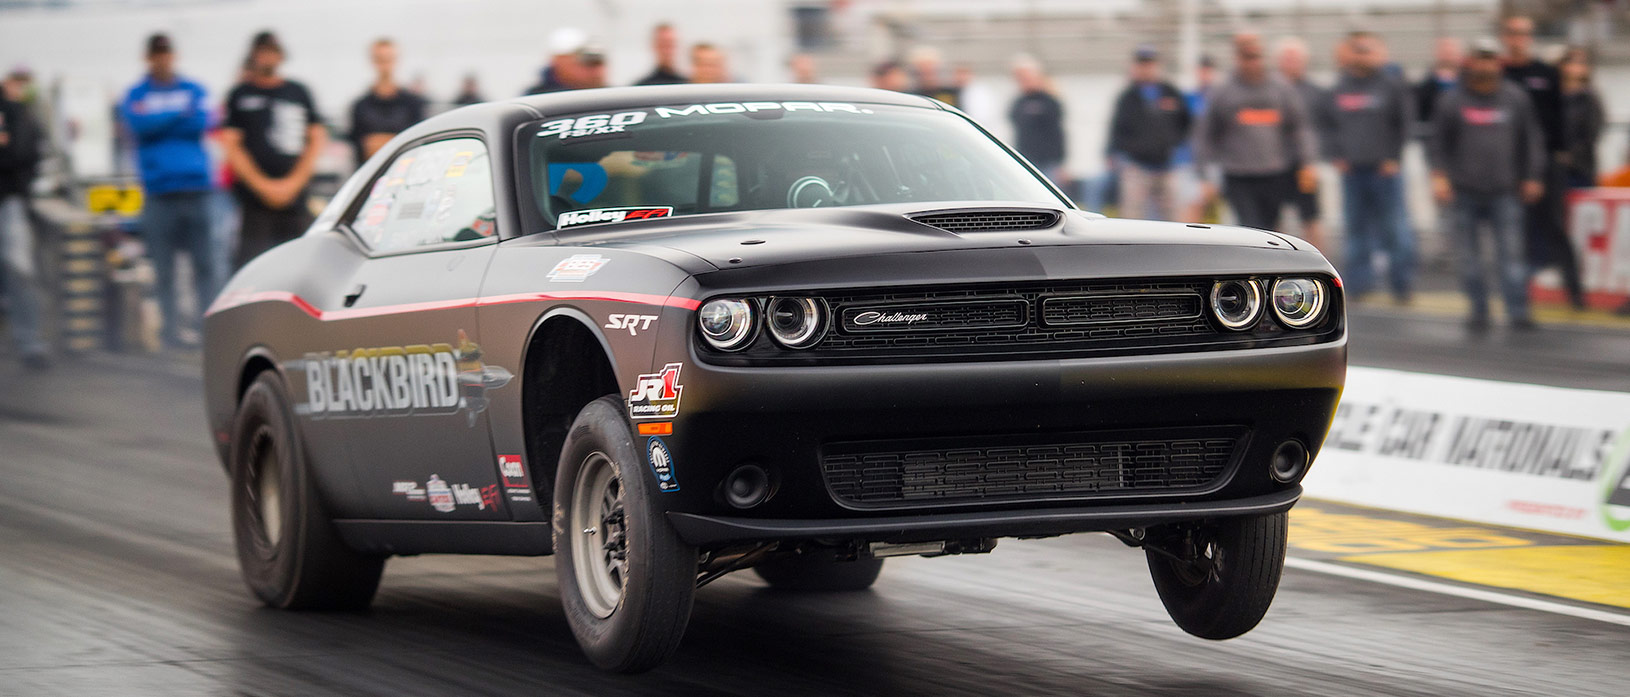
[
  {"xmin": 1290, "ymin": 507, "xmax": 1534, "ymax": 555},
  {"xmin": 1340, "ymin": 546, "xmax": 1630, "ymax": 610},
  {"xmin": 1352, "ymin": 291, "xmax": 1630, "ymax": 330}
]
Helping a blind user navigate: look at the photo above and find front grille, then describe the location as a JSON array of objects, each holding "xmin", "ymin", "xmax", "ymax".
[
  {"xmin": 698, "ymin": 276, "xmax": 1341, "ymax": 365},
  {"xmin": 1041, "ymin": 292, "xmax": 1203, "ymax": 326},
  {"xmin": 815, "ymin": 279, "xmax": 1219, "ymax": 356},
  {"xmin": 908, "ymin": 209, "xmax": 1061, "ymax": 232},
  {"xmin": 822, "ymin": 429, "xmax": 1241, "ymax": 509}
]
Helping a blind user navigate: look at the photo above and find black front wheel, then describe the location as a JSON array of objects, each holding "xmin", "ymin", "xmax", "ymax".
[
  {"xmin": 554, "ymin": 395, "xmax": 697, "ymax": 673},
  {"xmin": 230, "ymin": 372, "xmax": 384, "ymax": 610},
  {"xmin": 1146, "ymin": 511, "xmax": 1287, "ymax": 640}
]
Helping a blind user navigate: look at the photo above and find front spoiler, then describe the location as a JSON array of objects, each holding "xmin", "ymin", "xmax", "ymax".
[{"xmin": 667, "ymin": 486, "xmax": 1301, "ymax": 546}]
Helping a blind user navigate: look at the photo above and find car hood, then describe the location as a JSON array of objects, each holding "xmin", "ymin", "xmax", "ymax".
[{"xmin": 551, "ymin": 202, "xmax": 1298, "ymax": 271}]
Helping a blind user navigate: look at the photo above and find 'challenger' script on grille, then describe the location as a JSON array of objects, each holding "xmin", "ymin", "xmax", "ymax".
[{"xmin": 853, "ymin": 311, "xmax": 930, "ymax": 326}]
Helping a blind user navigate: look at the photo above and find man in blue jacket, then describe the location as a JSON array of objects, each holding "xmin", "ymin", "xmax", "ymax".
[{"xmin": 120, "ymin": 33, "xmax": 217, "ymax": 348}]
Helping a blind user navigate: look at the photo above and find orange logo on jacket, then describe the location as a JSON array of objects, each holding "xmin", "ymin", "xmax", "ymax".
[{"xmin": 1236, "ymin": 108, "xmax": 1282, "ymax": 126}]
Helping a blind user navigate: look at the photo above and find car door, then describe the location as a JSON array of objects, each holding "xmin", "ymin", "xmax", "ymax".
[{"xmin": 322, "ymin": 134, "xmax": 509, "ymax": 520}]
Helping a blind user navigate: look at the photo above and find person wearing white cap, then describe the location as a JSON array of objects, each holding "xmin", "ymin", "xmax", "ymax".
[{"xmin": 524, "ymin": 28, "xmax": 606, "ymax": 95}]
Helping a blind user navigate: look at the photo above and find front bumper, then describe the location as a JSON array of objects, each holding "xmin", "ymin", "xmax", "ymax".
[
  {"xmin": 668, "ymin": 486, "xmax": 1301, "ymax": 546},
  {"xmin": 649, "ymin": 335, "xmax": 1344, "ymax": 528}
]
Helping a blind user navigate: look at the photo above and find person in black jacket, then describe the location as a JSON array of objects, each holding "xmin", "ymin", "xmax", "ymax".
[
  {"xmin": 1559, "ymin": 46, "xmax": 1605, "ymax": 188},
  {"xmin": 1414, "ymin": 37, "xmax": 1463, "ymax": 137},
  {"xmin": 0, "ymin": 78, "xmax": 47, "ymax": 368},
  {"xmin": 1108, "ymin": 45, "xmax": 1191, "ymax": 220},
  {"xmin": 1008, "ymin": 55, "xmax": 1066, "ymax": 184},
  {"xmin": 1501, "ymin": 14, "xmax": 1584, "ymax": 309},
  {"xmin": 349, "ymin": 38, "xmax": 426, "ymax": 165}
]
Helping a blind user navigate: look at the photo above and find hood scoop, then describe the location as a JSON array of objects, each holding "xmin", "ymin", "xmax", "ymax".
[{"xmin": 907, "ymin": 207, "xmax": 1063, "ymax": 233}]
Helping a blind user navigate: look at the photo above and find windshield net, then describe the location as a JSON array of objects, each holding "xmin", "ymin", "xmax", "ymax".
[{"xmin": 524, "ymin": 101, "xmax": 1064, "ymax": 229}]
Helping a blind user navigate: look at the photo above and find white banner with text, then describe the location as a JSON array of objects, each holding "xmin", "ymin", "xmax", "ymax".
[{"xmin": 1305, "ymin": 366, "xmax": 1630, "ymax": 543}]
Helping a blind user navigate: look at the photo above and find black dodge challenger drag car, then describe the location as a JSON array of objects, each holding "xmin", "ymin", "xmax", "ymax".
[{"xmin": 203, "ymin": 84, "xmax": 1345, "ymax": 672}]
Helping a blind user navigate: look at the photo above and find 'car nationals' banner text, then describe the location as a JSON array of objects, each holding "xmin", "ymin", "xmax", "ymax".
[{"xmin": 1306, "ymin": 366, "xmax": 1630, "ymax": 543}]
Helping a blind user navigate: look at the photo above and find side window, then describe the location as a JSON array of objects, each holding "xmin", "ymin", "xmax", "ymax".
[{"xmin": 349, "ymin": 137, "xmax": 497, "ymax": 252}]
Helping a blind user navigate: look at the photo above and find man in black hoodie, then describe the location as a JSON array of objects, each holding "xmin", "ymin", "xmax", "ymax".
[
  {"xmin": 0, "ymin": 82, "xmax": 47, "ymax": 367},
  {"xmin": 1108, "ymin": 45, "xmax": 1191, "ymax": 220}
]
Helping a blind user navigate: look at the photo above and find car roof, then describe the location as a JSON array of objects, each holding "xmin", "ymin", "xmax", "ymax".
[{"xmin": 501, "ymin": 83, "xmax": 945, "ymax": 117}]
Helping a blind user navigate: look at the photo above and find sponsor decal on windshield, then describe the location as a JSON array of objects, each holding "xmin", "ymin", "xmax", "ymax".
[
  {"xmin": 297, "ymin": 330, "xmax": 512, "ymax": 427},
  {"xmin": 536, "ymin": 103, "xmax": 876, "ymax": 140},
  {"xmin": 628, "ymin": 363, "xmax": 683, "ymax": 420},
  {"xmin": 557, "ymin": 206, "xmax": 673, "ymax": 229}
]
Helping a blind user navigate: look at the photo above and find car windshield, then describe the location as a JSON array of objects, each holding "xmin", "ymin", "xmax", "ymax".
[{"xmin": 524, "ymin": 101, "xmax": 1066, "ymax": 229}]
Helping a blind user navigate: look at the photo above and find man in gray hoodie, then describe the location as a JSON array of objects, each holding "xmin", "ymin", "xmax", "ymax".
[
  {"xmin": 1324, "ymin": 31, "xmax": 1416, "ymax": 303},
  {"xmin": 1194, "ymin": 32, "xmax": 1319, "ymax": 231},
  {"xmin": 1430, "ymin": 38, "xmax": 1545, "ymax": 331}
]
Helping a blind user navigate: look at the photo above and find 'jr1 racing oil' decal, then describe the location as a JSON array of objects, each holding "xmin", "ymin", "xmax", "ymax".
[
  {"xmin": 298, "ymin": 330, "xmax": 512, "ymax": 427},
  {"xmin": 628, "ymin": 363, "xmax": 683, "ymax": 420}
]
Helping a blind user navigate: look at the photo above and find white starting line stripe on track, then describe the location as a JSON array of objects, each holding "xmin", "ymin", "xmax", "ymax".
[{"xmin": 1285, "ymin": 557, "xmax": 1630, "ymax": 627}]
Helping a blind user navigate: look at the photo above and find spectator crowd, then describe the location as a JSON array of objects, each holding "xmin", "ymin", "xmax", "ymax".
[
  {"xmin": 1100, "ymin": 14, "xmax": 1615, "ymax": 329},
  {"xmin": 0, "ymin": 13, "xmax": 1623, "ymax": 366}
]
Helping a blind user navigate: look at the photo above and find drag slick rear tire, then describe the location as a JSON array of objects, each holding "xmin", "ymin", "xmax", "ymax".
[
  {"xmin": 1146, "ymin": 511, "xmax": 1287, "ymax": 640},
  {"xmin": 755, "ymin": 553, "xmax": 884, "ymax": 591},
  {"xmin": 554, "ymin": 396, "xmax": 697, "ymax": 673},
  {"xmin": 230, "ymin": 372, "xmax": 385, "ymax": 610}
]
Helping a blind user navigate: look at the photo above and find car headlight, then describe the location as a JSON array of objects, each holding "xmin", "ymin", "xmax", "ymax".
[
  {"xmin": 698, "ymin": 298, "xmax": 756, "ymax": 351},
  {"xmin": 766, "ymin": 297, "xmax": 826, "ymax": 348},
  {"xmin": 1211, "ymin": 279, "xmax": 1263, "ymax": 330},
  {"xmin": 1271, "ymin": 278, "xmax": 1327, "ymax": 328}
]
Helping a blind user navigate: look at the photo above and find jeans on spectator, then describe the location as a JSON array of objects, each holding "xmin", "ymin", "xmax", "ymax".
[
  {"xmin": 1118, "ymin": 161, "xmax": 1179, "ymax": 221},
  {"xmin": 0, "ymin": 194, "xmax": 46, "ymax": 356},
  {"xmin": 1222, "ymin": 173, "xmax": 1288, "ymax": 231},
  {"xmin": 1340, "ymin": 166, "xmax": 1415, "ymax": 298},
  {"xmin": 142, "ymin": 191, "xmax": 217, "ymax": 346},
  {"xmin": 1451, "ymin": 189, "xmax": 1530, "ymax": 322}
]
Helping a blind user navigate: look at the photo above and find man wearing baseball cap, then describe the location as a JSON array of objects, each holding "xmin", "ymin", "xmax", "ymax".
[
  {"xmin": 119, "ymin": 33, "xmax": 218, "ymax": 348},
  {"xmin": 1430, "ymin": 37, "xmax": 1545, "ymax": 331},
  {"xmin": 221, "ymin": 30, "xmax": 325, "ymax": 268},
  {"xmin": 1107, "ymin": 44, "xmax": 1191, "ymax": 221},
  {"xmin": 524, "ymin": 28, "xmax": 606, "ymax": 94}
]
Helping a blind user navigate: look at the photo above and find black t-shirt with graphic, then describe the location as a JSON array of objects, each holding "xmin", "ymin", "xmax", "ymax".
[{"xmin": 225, "ymin": 79, "xmax": 321, "ymax": 181}]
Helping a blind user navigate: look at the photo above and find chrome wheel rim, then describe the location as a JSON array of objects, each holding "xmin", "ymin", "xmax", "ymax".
[
  {"xmin": 571, "ymin": 451, "xmax": 627, "ymax": 619},
  {"xmin": 250, "ymin": 428, "xmax": 283, "ymax": 548}
]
